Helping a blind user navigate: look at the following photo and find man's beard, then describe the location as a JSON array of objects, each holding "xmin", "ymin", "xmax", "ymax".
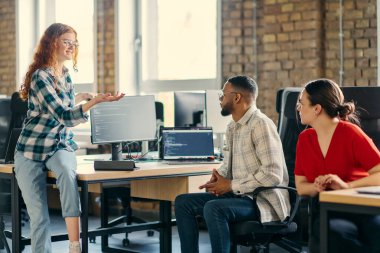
[{"xmin": 221, "ymin": 103, "xmax": 232, "ymax": 116}]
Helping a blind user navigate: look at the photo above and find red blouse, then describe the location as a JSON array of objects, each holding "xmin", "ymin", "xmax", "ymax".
[{"xmin": 295, "ymin": 120, "xmax": 380, "ymax": 183}]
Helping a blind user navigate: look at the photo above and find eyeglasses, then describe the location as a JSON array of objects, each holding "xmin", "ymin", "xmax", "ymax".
[
  {"xmin": 61, "ymin": 39, "xmax": 79, "ymax": 48},
  {"xmin": 218, "ymin": 91, "xmax": 238, "ymax": 101}
]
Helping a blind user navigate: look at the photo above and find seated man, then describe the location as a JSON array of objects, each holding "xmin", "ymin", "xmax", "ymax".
[{"xmin": 175, "ymin": 75, "xmax": 291, "ymax": 253}]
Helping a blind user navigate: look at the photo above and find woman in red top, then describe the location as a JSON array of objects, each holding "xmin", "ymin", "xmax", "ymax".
[{"xmin": 294, "ymin": 79, "xmax": 380, "ymax": 253}]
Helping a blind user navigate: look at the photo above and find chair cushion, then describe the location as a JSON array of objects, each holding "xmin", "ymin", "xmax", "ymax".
[{"xmin": 231, "ymin": 220, "xmax": 298, "ymax": 236}]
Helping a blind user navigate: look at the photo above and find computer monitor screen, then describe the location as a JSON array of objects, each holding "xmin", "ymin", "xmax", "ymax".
[
  {"xmin": 160, "ymin": 127, "xmax": 214, "ymax": 159},
  {"xmin": 174, "ymin": 92, "xmax": 205, "ymax": 127},
  {"xmin": 90, "ymin": 95, "xmax": 157, "ymax": 159},
  {"xmin": 205, "ymin": 90, "xmax": 232, "ymax": 133}
]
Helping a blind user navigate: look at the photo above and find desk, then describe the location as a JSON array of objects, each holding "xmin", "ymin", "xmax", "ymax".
[
  {"xmin": 319, "ymin": 187, "xmax": 380, "ymax": 253},
  {"xmin": 0, "ymin": 158, "xmax": 221, "ymax": 253}
]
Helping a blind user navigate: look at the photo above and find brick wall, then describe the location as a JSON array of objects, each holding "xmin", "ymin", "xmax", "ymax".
[
  {"xmin": 0, "ymin": 0, "xmax": 16, "ymax": 95},
  {"xmin": 324, "ymin": 0, "xmax": 377, "ymax": 86},
  {"xmin": 0, "ymin": 0, "xmax": 377, "ymax": 116},
  {"xmin": 97, "ymin": 0, "xmax": 116, "ymax": 94},
  {"xmin": 222, "ymin": 0, "xmax": 377, "ymax": 120}
]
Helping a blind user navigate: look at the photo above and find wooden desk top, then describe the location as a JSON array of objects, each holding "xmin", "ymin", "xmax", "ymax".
[
  {"xmin": 0, "ymin": 155, "xmax": 222, "ymax": 182},
  {"xmin": 319, "ymin": 187, "xmax": 380, "ymax": 208}
]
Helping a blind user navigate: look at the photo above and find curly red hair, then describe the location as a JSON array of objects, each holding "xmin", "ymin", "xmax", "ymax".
[{"xmin": 20, "ymin": 23, "xmax": 78, "ymax": 100}]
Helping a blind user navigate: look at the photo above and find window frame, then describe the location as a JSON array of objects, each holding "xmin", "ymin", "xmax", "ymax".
[{"xmin": 116, "ymin": 0, "xmax": 222, "ymax": 95}]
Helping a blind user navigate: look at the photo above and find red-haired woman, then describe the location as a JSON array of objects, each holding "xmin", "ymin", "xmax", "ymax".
[{"xmin": 15, "ymin": 23, "xmax": 124, "ymax": 253}]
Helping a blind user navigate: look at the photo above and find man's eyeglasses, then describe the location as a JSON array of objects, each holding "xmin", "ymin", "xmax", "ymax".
[
  {"xmin": 218, "ymin": 91, "xmax": 238, "ymax": 101},
  {"xmin": 62, "ymin": 39, "xmax": 79, "ymax": 48}
]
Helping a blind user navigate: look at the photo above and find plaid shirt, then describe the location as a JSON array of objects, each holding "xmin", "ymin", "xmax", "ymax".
[
  {"xmin": 16, "ymin": 67, "xmax": 88, "ymax": 161},
  {"xmin": 218, "ymin": 106, "xmax": 290, "ymax": 223}
]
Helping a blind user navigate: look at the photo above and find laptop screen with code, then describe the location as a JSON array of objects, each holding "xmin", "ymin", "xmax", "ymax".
[{"xmin": 160, "ymin": 127, "xmax": 214, "ymax": 160}]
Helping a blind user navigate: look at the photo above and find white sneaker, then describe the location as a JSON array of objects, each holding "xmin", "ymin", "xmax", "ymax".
[{"xmin": 69, "ymin": 241, "xmax": 81, "ymax": 253}]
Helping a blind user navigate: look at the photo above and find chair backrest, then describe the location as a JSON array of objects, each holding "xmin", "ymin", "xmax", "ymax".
[
  {"xmin": 0, "ymin": 98, "xmax": 11, "ymax": 159},
  {"xmin": 341, "ymin": 86, "xmax": 380, "ymax": 149},
  {"xmin": 155, "ymin": 101, "xmax": 164, "ymax": 122},
  {"xmin": 10, "ymin": 91, "xmax": 28, "ymax": 129},
  {"xmin": 2, "ymin": 92, "xmax": 28, "ymax": 159},
  {"xmin": 276, "ymin": 87, "xmax": 304, "ymax": 187},
  {"xmin": 0, "ymin": 97, "xmax": 12, "ymax": 215}
]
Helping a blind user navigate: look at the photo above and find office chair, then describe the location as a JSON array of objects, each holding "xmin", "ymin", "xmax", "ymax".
[
  {"xmin": 228, "ymin": 88, "xmax": 305, "ymax": 253},
  {"xmin": 0, "ymin": 98, "xmax": 11, "ymax": 252},
  {"xmin": 0, "ymin": 92, "xmax": 29, "ymax": 252},
  {"xmin": 227, "ymin": 87, "xmax": 309, "ymax": 252},
  {"xmin": 341, "ymin": 86, "xmax": 380, "ymax": 148},
  {"xmin": 230, "ymin": 186, "xmax": 301, "ymax": 253},
  {"xmin": 276, "ymin": 88, "xmax": 304, "ymax": 188},
  {"xmin": 0, "ymin": 98, "xmax": 12, "ymax": 159}
]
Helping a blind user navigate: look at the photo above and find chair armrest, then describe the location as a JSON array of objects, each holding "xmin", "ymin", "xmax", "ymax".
[{"xmin": 249, "ymin": 186, "xmax": 300, "ymax": 225}]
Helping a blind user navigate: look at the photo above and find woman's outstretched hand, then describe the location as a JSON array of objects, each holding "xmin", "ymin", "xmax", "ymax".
[
  {"xmin": 82, "ymin": 92, "xmax": 125, "ymax": 112},
  {"xmin": 93, "ymin": 92, "xmax": 125, "ymax": 103}
]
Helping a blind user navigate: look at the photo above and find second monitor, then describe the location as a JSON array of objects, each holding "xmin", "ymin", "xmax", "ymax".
[
  {"xmin": 90, "ymin": 95, "xmax": 157, "ymax": 162},
  {"xmin": 173, "ymin": 90, "xmax": 232, "ymax": 133}
]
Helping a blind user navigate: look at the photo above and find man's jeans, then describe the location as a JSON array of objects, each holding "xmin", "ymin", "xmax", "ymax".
[{"xmin": 175, "ymin": 192, "xmax": 258, "ymax": 253}]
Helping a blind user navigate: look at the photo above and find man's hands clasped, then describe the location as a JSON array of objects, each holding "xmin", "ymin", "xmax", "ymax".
[{"xmin": 199, "ymin": 169, "xmax": 232, "ymax": 196}]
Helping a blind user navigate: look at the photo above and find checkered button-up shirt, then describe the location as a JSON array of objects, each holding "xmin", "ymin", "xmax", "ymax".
[
  {"xmin": 16, "ymin": 67, "xmax": 88, "ymax": 161},
  {"xmin": 218, "ymin": 106, "xmax": 290, "ymax": 223}
]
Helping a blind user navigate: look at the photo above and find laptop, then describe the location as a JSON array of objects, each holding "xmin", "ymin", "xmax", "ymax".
[
  {"xmin": 0, "ymin": 128, "xmax": 22, "ymax": 164},
  {"xmin": 356, "ymin": 187, "xmax": 380, "ymax": 195},
  {"xmin": 159, "ymin": 127, "xmax": 221, "ymax": 165}
]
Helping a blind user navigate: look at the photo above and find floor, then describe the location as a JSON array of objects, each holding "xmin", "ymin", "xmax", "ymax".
[{"xmin": 1, "ymin": 209, "xmax": 306, "ymax": 253}]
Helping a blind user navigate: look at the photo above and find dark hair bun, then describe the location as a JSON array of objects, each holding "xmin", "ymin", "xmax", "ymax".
[{"xmin": 337, "ymin": 102, "xmax": 355, "ymax": 118}]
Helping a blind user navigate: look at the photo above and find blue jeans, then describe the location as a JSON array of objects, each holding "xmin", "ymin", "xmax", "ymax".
[
  {"xmin": 310, "ymin": 212, "xmax": 380, "ymax": 253},
  {"xmin": 14, "ymin": 150, "xmax": 81, "ymax": 253},
  {"xmin": 175, "ymin": 192, "xmax": 258, "ymax": 253}
]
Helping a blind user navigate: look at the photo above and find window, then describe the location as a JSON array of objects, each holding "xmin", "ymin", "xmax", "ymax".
[
  {"xmin": 55, "ymin": 0, "xmax": 95, "ymax": 87},
  {"xmin": 17, "ymin": 0, "xmax": 95, "ymax": 92},
  {"xmin": 117, "ymin": 0, "xmax": 221, "ymax": 94}
]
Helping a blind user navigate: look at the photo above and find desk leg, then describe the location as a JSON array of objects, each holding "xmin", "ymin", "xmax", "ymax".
[
  {"xmin": 101, "ymin": 187, "xmax": 109, "ymax": 251},
  {"xmin": 320, "ymin": 204, "xmax": 328, "ymax": 253},
  {"xmin": 80, "ymin": 183, "xmax": 89, "ymax": 253},
  {"xmin": 159, "ymin": 201, "xmax": 172, "ymax": 253},
  {"xmin": 11, "ymin": 171, "xmax": 21, "ymax": 253}
]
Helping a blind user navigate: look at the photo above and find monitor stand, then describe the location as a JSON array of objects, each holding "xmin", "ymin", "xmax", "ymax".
[
  {"xmin": 111, "ymin": 142, "xmax": 123, "ymax": 161},
  {"xmin": 94, "ymin": 142, "xmax": 136, "ymax": 171}
]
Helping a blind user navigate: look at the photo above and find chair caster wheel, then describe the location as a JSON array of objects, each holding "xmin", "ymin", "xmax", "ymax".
[
  {"xmin": 89, "ymin": 236, "xmax": 96, "ymax": 243},
  {"xmin": 147, "ymin": 230, "xmax": 154, "ymax": 237},
  {"xmin": 122, "ymin": 238, "xmax": 130, "ymax": 247}
]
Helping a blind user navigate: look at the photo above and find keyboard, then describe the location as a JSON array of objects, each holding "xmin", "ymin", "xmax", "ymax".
[{"xmin": 165, "ymin": 160, "xmax": 222, "ymax": 165}]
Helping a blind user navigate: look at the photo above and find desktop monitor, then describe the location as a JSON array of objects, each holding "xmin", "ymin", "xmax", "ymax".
[
  {"xmin": 90, "ymin": 95, "xmax": 157, "ymax": 161},
  {"xmin": 205, "ymin": 90, "xmax": 232, "ymax": 133},
  {"xmin": 174, "ymin": 91, "xmax": 205, "ymax": 127}
]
